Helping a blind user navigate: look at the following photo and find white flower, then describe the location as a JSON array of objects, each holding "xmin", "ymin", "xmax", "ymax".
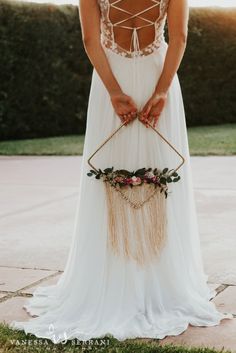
[{"xmin": 146, "ymin": 171, "xmax": 155, "ymax": 178}]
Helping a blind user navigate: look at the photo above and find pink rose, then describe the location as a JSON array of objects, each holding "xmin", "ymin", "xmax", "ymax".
[
  {"xmin": 131, "ymin": 176, "xmax": 142, "ymax": 185},
  {"xmin": 125, "ymin": 178, "xmax": 133, "ymax": 184}
]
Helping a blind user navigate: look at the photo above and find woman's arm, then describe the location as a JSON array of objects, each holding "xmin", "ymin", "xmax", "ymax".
[
  {"xmin": 79, "ymin": 0, "xmax": 137, "ymax": 124},
  {"xmin": 155, "ymin": 0, "xmax": 189, "ymax": 94},
  {"xmin": 140, "ymin": 0, "xmax": 189, "ymax": 128}
]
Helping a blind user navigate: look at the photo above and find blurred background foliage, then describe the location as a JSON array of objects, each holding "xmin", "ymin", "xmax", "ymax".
[{"xmin": 0, "ymin": 0, "xmax": 235, "ymax": 140}]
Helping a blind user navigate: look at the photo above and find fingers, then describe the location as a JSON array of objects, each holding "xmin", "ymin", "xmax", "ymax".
[
  {"xmin": 139, "ymin": 102, "xmax": 153, "ymax": 128},
  {"xmin": 139, "ymin": 111, "xmax": 160, "ymax": 128},
  {"xmin": 149, "ymin": 112, "xmax": 161, "ymax": 128},
  {"xmin": 118, "ymin": 100, "xmax": 138, "ymax": 125},
  {"xmin": 152, "ymin": 114, "xmax": 160, "ymax": 128},
  {"xmin": 124, "ymin": 111, "xmax": 137, "ymax": 125},
  {"xmin": 141, "ymin": 102, "xmax": 153, "ymax": 118},
  {"xmin": 140, "ymin": 102, "xmax": 163, "ymax": 128},
  {"xmin": 140, "ymin": 102, "xmax": 148, "ymax": 117},
  {"xmin": 116, "ymin": 93, "xmax": 166, "ymax": 128},
  {"xmin": 142, "ymin": 104, "xmax": 152, "ymax": 119},
  {"xmin": 140, "ymin": 102, "xmax": 156, "ymax": 128},
  {"xmin": 139, "ymin": 115, "xmax": 151, "ymax": 128},
  {"xmin": 114, "ymin": 93, "xmax": 138, "ymax": 125},
  {"xmin": 121, "ymin": 110, "xmax": 160, "ymax": 128},
  {"xmin": 125, "ymin": 112, "xmax": 136, "ymax": 123},
  {"xmin": 119, "ymin": 111, "xmax": 137, "ymax": 125},
  {"xmin": 150, "ymin": 108, "xmax": 161, "ymax": 128}
]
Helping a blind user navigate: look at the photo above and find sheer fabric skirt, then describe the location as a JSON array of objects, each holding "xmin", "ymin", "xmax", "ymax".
[{"xmin": 9, "ymin": 42, "xmax": 233, "ymax": 342}]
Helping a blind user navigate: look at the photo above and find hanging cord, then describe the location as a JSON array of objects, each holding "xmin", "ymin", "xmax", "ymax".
[
  {"xmin": 130, "ymin": 27, "xmax": 140, "ymax": 109},
  {"xmin": 130, "ymin": 27, "xmax": 141, "ymax": 56}
]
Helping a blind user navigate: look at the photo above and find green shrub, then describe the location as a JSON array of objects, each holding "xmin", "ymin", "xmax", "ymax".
[
  {"xmin": 179, "ymin": 7, "xmax": 236, "ymax": 126},
  {"xmin": 0, "ymin": 1, "xmax": 235, "ymax": 140},
  {"xmin": 0, "ymin": 0, "xmax": 92, "ymax": 140}
]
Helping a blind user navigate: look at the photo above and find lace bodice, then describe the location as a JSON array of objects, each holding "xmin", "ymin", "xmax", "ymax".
[{"xmin": 98, "ymin": 0, "xmax": 170, "ymax": 58}]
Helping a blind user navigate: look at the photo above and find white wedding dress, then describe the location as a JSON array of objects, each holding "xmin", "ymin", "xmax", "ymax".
[{"xmin": 10, "ymin": 0, "xmax": 233, "ymax": 343}]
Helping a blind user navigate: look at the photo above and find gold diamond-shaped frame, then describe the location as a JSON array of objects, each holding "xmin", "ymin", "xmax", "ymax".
[{"xmin": 87, "ymin": 114, "xmax": 185, "ymax": 174}]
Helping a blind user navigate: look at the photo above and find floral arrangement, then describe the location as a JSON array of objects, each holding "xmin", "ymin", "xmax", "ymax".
[{"xmin": 87, "ymin": 167, "xmax": 181, "ymax": 198}]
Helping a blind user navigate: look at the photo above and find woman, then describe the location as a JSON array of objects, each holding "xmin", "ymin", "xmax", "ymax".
[{"xmin": 10, "ymin": 0, "xmax": 233, "ymax": 343}]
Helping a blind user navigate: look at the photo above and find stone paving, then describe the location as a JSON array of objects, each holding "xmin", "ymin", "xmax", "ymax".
[{"xmin": 0, "ymin": 156, "xmax": 235, "ymax": 352}]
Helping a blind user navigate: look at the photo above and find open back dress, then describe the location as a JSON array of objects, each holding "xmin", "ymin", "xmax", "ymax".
[{"xmin": 10, "ymin": 0, "xmax": 233, "ymax": 343}]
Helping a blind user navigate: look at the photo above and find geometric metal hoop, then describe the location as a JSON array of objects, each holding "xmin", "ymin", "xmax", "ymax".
[{"xmin": 87, "ymin": 113, "xmax": 185, "ymax": 173}]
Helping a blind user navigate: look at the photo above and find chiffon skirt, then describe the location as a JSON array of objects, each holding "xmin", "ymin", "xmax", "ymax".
[{"xmin": 9, "ymin": 42, "xmax": 233, "ymax": 343}]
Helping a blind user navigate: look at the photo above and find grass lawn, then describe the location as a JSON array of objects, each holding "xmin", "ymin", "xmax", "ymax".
[
  {"xmin": 0, "ymin": 323, "xmax": 232, "ymax": 353},
  {"xmin": 0, "ymin": 124, "xmax": 235, "ymax": 156},
  {"xmin": 187, "ymin": 124, "xmax": 236, "ymax": 156}
]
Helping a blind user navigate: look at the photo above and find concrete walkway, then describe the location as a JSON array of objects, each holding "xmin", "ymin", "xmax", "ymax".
[{"xmin": 0, "ymin": 156, "xmax": 235, "ymax": 352}]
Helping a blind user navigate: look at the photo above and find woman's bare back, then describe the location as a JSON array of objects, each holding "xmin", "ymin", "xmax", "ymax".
[{"xmin": 98, "ymin": 0, "xmax": 170, "ymax": 57}]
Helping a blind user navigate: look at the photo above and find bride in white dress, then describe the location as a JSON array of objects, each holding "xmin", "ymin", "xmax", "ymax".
[{"xmin": 10, "ymin": 0, "xmax": 233, "ymax": 343}]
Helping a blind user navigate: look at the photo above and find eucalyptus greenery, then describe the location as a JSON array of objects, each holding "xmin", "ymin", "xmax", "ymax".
[{"xmin": 87, "ymin": 167, "xmax": 181, "ymax": 198}]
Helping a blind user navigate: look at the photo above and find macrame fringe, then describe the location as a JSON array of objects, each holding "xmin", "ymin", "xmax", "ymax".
[{"xmin": 104, "ymin": 181, "xmax": 167, "ymax": 267}]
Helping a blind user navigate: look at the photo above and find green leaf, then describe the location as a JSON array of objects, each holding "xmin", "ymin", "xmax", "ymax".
[
  {"xmin": 116, "ymin": 169, "xmax": 130, "ymax": 176},
  {"xmin": 167, "ymin": 177, "xmax": 172, "ymax": 183},
  {"xmin": 87, "ymin": 172, "xmax": 93, "ymax": 176},
  {"xmin": 104, "ymin": 168, "xmax": 113, "ymax": 173},
  {"xmin": 160, "ymin": 177, "xmax": 167, "ymax": 185},
  {"xmin": 172, "ymin": 172, "xmax": 178, "ymax": 177},
  {"xmin": 162, "ymin": 168, "xmax": 169, "ymax": 174},
  {"xmin": 90, "ymin": 169, "xmax": 97, "ymax": 174},
  {"xmin": 95, "ymin": 174, "xmax": 100, "ymax": 179},
  {"xmin": 135, "ymin": 168, "xmax": 146, "ymax": 175}
]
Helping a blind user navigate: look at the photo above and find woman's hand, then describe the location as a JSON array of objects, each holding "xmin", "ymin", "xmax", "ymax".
[
  {"xmin": 139, "ymin": 92, "xmax": 167, "ymax": 128},
  {"xmin": 110, "ymin": 92, "xmax": 138, "ymax": 125}
]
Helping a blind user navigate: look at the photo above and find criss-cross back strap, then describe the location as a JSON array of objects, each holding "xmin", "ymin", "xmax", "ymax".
[
  {"xmin": 107, "ymin": 0, "xmax": 163, "ymax": 54},
  {"xmin": 109, "ymin": 0, "xmax": 162, "ymax": 30}
]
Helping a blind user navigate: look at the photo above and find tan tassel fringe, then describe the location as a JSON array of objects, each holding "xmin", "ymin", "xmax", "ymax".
[{"xmin": 104, "ymin": 182, "xmax": 167, "ymax": 267}]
